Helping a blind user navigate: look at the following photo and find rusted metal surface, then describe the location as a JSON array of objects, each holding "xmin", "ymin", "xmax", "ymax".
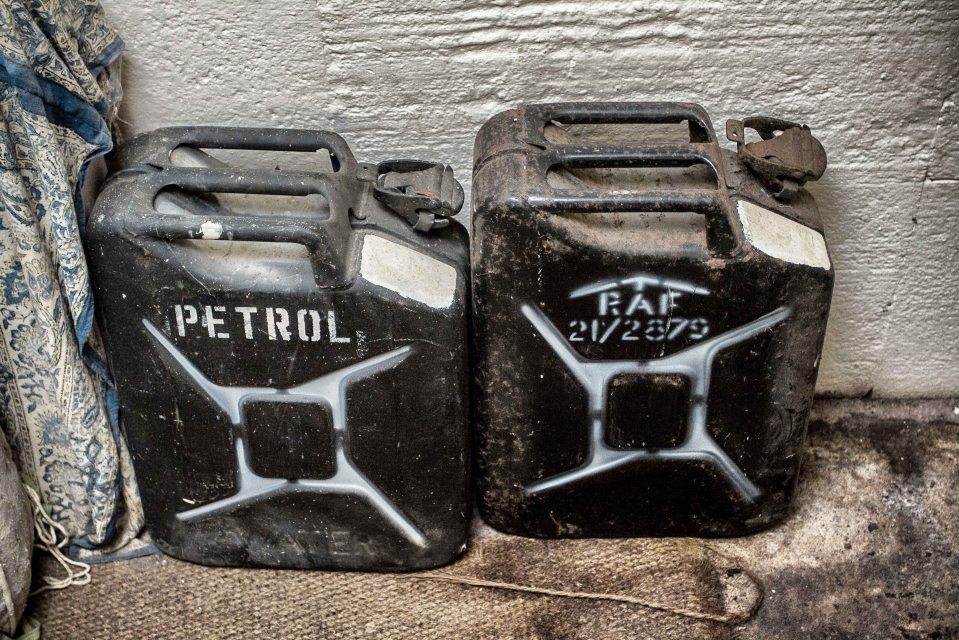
[
  {"xmin": 725, "ymin": 117, "xmax": 827, "ymax": 201},
  {"xmin": 471, "ymin": 102, "xmax": 834, "ymax": 538}
]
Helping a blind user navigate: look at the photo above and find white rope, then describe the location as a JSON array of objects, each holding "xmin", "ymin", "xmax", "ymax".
[
  {"xmin": 21, "ymin": 484, "xmax": 91, "ymax": 596},
  {"xmin": 406, "ymin": 573, "xmax": 758, "ymax": 624}
]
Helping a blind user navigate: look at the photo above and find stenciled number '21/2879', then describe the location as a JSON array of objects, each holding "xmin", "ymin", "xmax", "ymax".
[{"xmin": 567, "ymin": 316, "xmax": 710, "ymax": 344}]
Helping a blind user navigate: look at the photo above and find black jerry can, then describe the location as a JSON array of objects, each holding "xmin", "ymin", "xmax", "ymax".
[
  {"xmin": 471, "ymin": 103, "xmax": 833, "ymax": 537},
  {"xmin": 86, "ymin": 128, "xmax": 470, "ymax": 569}
]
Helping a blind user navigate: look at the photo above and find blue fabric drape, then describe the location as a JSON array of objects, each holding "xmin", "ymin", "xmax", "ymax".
[{"xmin": 0, "ymin": 0, "xmax": 140, "ymax": 547}]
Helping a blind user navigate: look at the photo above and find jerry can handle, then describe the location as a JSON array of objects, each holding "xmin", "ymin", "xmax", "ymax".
[
  {"xmin": 514, "ymin": 102, "xmax": 740, "ymax": 254},
  {"xmin": 531, "ymin": 152, "xmax": 739, "ymax": 255},
  {"xmin": 126, "ymin": 168, "xmax": 355, "ymax": 288},
  {"xmin": 529, "ymin": 178, "xmax": 738, "ymax": 255},
  {"xmin": 160, "ymin": 127, "xmax": 357, "ymax": 173},
  {"xmin": 533, "ymin": 102, "xmax": 716, "ymax": 143}
]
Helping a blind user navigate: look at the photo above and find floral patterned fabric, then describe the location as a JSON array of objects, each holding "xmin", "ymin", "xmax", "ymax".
[{"xmin": 0, "ymin": 0, "xmax": 141, "ymax": 548}]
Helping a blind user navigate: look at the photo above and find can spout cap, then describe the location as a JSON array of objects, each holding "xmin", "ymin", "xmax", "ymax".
[
  {"xmin": 726, "ymin": 117, "xmax": 827, "ymax": 202},
  {"xmin": 366, "ymin": 160, "xmax": 465, "ymax": 232}
]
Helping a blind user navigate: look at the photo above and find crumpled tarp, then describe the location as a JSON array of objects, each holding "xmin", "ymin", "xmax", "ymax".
[{"xmin": 0, "ymin": 0, "xmax": 141, "ymax": 548}]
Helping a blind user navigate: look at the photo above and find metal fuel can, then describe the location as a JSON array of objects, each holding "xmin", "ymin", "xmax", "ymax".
[
  {"xmin": 86, "ymin": 128, "xmax": 470, "ymax": 569},
  {"xmin": 471, "ymin": 103, "xmax": 832, "ymax": 537}
]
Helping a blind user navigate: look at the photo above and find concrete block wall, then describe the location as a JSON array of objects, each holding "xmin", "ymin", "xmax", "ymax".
[{"xmin": 101, "ymin": 0, "xmax": 959, "ymax": 397}]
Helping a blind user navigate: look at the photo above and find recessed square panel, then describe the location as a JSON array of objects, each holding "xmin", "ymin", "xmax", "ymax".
[
  {"xmin": 605, "ymin": 374, "xmax": 689, "ymax": 450},
  {"xmin": 245, "ymin": 401, "xmax": 335, "ymax": 479}
]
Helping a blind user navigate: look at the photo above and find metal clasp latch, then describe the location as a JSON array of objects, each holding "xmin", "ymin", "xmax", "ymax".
[
  {"xmin": 368, "ymin": 160, "xmax": 465, "ymax": 232},
  {"xmin": 726, "ymin": 117, "xmax": 827, "ymax": 201}
]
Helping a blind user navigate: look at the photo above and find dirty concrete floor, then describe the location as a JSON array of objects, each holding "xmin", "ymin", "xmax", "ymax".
[
  {"xmin": 28, "ymin": 399, "xmax": 959, "ymax": 639},
  {"xmin": 722, "ymin": 399, "xmax": 959, "ymax": 639}
]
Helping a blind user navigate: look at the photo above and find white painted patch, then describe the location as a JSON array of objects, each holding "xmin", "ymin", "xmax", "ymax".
[
  {"xmin": 737, "ymin": 200, "xmax": 831, "ymax": 270},
  {"xmin": 359, "ymin": 234, "xmax": 457, "ymax": 309},
  {"xmin": 199, "ymin": 220, "xmax": 223, "ymax": 240}
]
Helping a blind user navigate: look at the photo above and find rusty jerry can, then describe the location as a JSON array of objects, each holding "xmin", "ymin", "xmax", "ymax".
[
  {"xmin": 471, "ymin": 103, "xmax": 832, "ymax": 537},
  {"xmin": 86, "ymin": 128, "xmax": 470, "ymax": 569}
]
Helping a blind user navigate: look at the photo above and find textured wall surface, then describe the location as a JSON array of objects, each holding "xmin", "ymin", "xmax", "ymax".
[{"xmin": 100, "ymin": 0, "xmax": 958, "ymax": 397}]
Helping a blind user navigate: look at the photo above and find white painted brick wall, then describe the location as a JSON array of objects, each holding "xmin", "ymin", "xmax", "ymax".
[{"xmin": 101, "ymin": 0, "xmax": 959, "ymax": 397}]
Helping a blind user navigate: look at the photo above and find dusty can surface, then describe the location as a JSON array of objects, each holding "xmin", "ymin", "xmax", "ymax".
[
  {"xmin": 87, "ymin": 128, "xmax": 470, "ymax": 569},
  {"xmin": 471, "ymin": 103, "xmax": 832, "ymax": 537}
]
